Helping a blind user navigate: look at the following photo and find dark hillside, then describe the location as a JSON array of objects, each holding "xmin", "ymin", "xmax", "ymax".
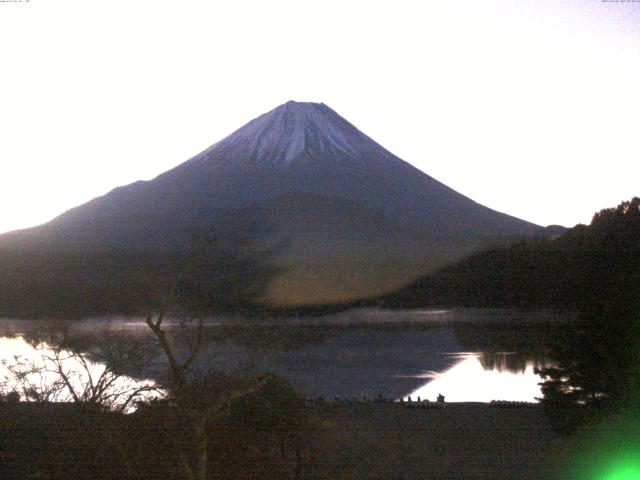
[{"xmin": 385, "ymin": 197, "xmax": 640, "ymax": 311}]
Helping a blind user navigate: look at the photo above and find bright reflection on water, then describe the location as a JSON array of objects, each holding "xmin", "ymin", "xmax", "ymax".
[
  {"xmin": 0, "ymin": 309, "xmax": 567, "ymax": 404},
  {"xmin": 404, "ymin": 353, "xmax": 545, "ymax": 403},
  {"xmin": 0, "ymin": 336, "xmax": 161, "ymax": 411}
]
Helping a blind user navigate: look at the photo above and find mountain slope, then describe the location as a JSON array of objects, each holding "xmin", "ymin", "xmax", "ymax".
[
  {"xmin": 0, "ymin": 101, "xmax": 545, "ymax": 308},
  {"xmin": 228, "ymin": 191, "xmax": 484, "ymax": 305}
]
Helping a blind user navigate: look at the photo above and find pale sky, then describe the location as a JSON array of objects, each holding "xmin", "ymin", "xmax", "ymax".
[{"xmin": 1, "ymin": 0, "xmax": 639, "ymax": 234}]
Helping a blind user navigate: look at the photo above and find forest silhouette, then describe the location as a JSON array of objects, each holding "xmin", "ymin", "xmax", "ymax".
[{"xmin": 389, "ymin": 197, "xmax": 640, "ymax": 431}]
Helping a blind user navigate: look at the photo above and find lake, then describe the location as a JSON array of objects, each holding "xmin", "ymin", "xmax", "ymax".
[{"xmin": 0, "ymin": 308, "xmax": 572, "ymax": 405}]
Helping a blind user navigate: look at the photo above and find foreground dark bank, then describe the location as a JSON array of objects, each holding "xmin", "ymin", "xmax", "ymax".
[
  {"xmin": 0, "ymin": 398, "xmax": 566, "ymax": 480},
  {"xmin": 0, "ymin": 375, "xmax": 311, "ymax": 480}
]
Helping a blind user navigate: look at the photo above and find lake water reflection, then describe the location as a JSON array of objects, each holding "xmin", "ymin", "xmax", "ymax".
[
  {"xmin": 0, "ymin": 309, "xmax": 567, "ymax": 404},
  {"xmin": 404, "ymin": 353, "xmax": 545, "ymax": 402},
  {"xmin": 0, "ymin": 336, "xmax": 160, "ymax": 411}
]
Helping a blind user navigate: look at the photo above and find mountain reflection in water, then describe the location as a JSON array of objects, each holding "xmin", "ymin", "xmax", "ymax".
[
  {"xmin": 403, "ymin": 353, "xmax": 546, "ymax": 403},
  {"xmin": 0, "ymin": 309, "xmax": 566, "ymax": 403}
]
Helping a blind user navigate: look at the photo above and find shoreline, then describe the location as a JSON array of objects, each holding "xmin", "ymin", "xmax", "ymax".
[{"xmin": 307, "ymin": 401, "xmax": 564, "ymax": 479}]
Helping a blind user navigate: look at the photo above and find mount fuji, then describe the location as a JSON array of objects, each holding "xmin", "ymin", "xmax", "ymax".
[{"xmin": 1, "ymin": 101, "xmax": 546, "ymax": 307}]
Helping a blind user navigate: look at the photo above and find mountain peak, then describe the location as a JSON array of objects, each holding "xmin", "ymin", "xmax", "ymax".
[
  {"xmin": 269, "ymin": 100, "xmax": 334, "ymax": 127},
  {"xmin": 280, "ymin": 99, "xmax": 326, "ymax": 109},
  {"xmin": 209, "ymin": 100, "xmax": 390, "ymax": 166}
]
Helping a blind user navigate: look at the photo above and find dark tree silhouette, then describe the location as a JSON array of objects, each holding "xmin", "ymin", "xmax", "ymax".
[
  {"xmin": 386, "ymin": 197, "xmax": 640, "ymax": 432},
  {"xmin": 535, "ymin": 198, "xmax": 640, "ymax": 432}
]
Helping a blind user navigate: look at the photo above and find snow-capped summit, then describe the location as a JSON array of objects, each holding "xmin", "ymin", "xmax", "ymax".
[{"xmin": 200, "ymin": 100, "xmax": 398, "ymax": 167}]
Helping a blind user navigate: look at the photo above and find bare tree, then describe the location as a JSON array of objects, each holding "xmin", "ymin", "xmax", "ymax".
[
  {"xmin": 0, "ymin": 232, "xmax": 285, "ymax": 479},
  {"xmin": 144, "ymin": 298, "xmax": 275, "ymax": 479},
  {"xmin": 137, "ymin": 232, "xmax": 289, "ymax": 480},
  {"xmin": 2, "ymin": 325, "xmax": 161, "ymax": 413}
]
